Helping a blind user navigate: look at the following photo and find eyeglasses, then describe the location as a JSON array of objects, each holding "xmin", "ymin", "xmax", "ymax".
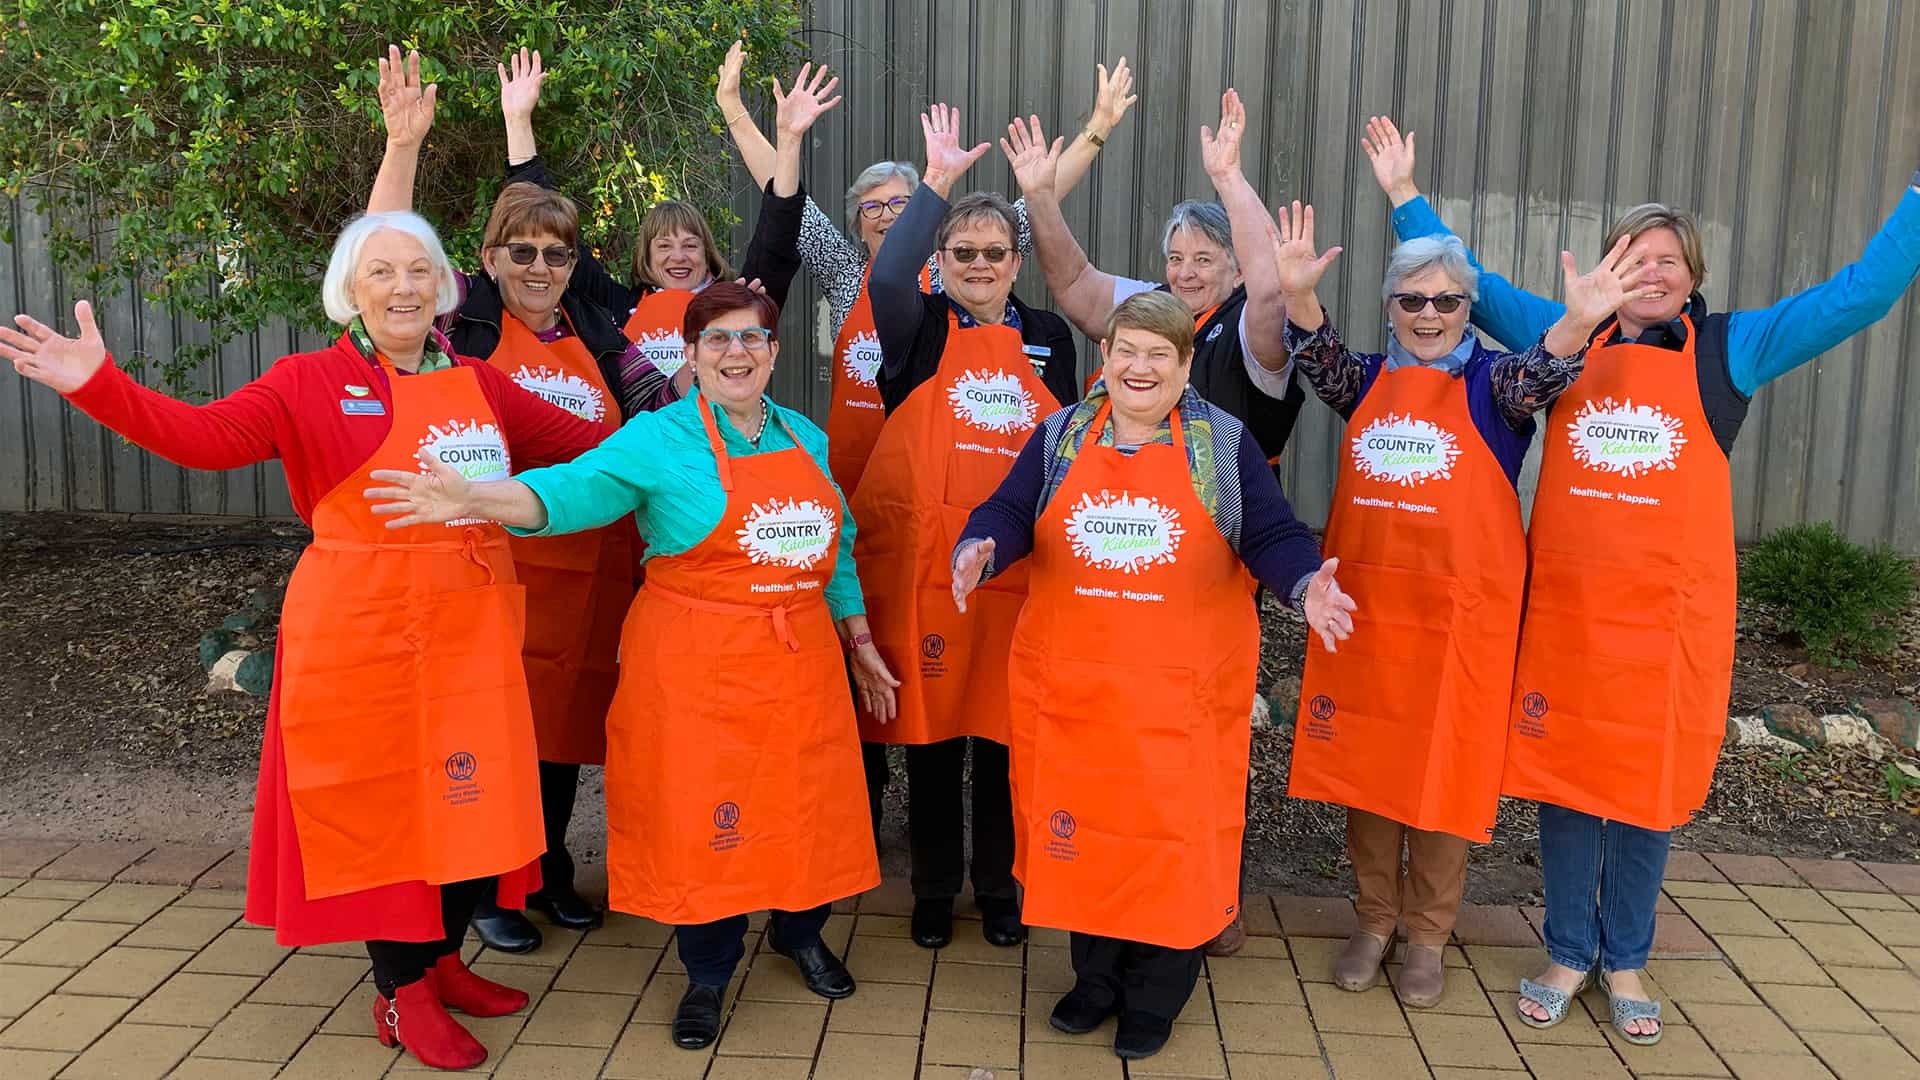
[
  {"xmin": 497, "ymin": 242, "xmax": 577, "ymax": 269},
  {"xmin": 1392, "ymin": 292, "xmax": 1468, "ymax": 314},
  {"xmin": 943, "ymin": 244, "xmax": 1011, "ymax": 265},
  {"xmin": 696, "ymin": 326, "xmax": 774, "ymax": 350},
  {"xmin": 858, "ymin": 196, "xmax": 911, "ymax": 220}
]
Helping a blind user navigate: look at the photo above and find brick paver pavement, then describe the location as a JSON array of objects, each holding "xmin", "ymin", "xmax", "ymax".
[{"xmin": 1, "ymin": 841, "xmax": 1916, "ymax": 1078}]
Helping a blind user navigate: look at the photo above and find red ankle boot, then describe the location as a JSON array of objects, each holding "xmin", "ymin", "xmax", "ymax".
[
  {"xmin": 431, "ymin": 952, "xmax": 530, "ymax": 1017},
  {"xmin": 371, "ymin": 977, "xmax": 487, "ymax": 1070}
]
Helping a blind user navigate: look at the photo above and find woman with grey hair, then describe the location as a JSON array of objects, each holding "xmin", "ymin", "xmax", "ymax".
[
  {"xmin": 1271, "ymin": 204, "xmax": 1655, "ymax": 1011},
  {"xmin": 0, "ymin": 210, "xmax": 606, "ymax": 1070}
]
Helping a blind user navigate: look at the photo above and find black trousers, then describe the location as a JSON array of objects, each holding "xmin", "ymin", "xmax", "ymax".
[
  {"xmin": 1069, "ymin": 932, "xmax": 1206, "ymax": 1024},
  {"xmin": 861, "ymin": 741, "xmax": 890, "ymax": 842},
  {"xmin": 366, "ymin": 877, "xmax": 493, "ymax": 993},
  {"xmin": 676, "ymin": 903, "xmax": 831, "ymax": 987},
  {"xmin": 904, "ymin": 736, "xmax": 1015, "ymax": 901},
  {"xmin": 537, "ymin": 760, "xmax": 581, "ymax": 893}
]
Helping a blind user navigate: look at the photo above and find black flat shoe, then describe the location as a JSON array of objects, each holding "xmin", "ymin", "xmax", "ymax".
[
  {"xmin": 470, "ymin": 901, "xmax": 542, "ymax": 954},
  {"xmin": 1113, "ymin": 1011, "xmax": 1174, "ymax": 1060},
  {"xmin": 771, "ymin": 939, "xmax": 856, "ymax": 999},
  {"xmin": 1049, "ymin": 982, "xmax": 1117, "ymax": 1035},
  {"xmin": 977, "ymin": 895, "xmax": 1027, "ymax": 947},
  {"xmin": 671, "ymin": 983, "xmax": 725, "ymax": 1049},
  {"xmin": 912, "ymin": 898, "xmax": 954, "ymax": 949},
  {"xmin": 527, "ymin": 886, "xmax": 603, "ymax": 931}
]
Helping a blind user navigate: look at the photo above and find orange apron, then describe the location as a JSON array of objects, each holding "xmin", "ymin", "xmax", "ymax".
[
  {"xmin": 277, "ymin": 358, "xmax": 543, "ymax": 899},
  {"xmin": 601, "ymin": 396, "xmax": 879, "ymax": 922},
  {"xmin": 1502, "ymin": 317, "xmax": 1733, "ymax": 830},
  {"xmin": 851, "ymin": 314, "xmax": 1052, "ymax": 746},
  {"xmin": 486, "ymin": 314, "xmax": 633, "ymax": 765},
  {"xmin": 623, "ymin": 287, "xmax": 696, "ymax": 378},
  {"xmin": 1289, "ymin": 364, "xmax": 1527, "ymax": 842},
  {"xmin": 826, "ymin": 263, "xmax": 934, "ymax": 496},
  {"xmin": 1007, "ymin": 403, "xmax": 1259, "ymax": 949}
]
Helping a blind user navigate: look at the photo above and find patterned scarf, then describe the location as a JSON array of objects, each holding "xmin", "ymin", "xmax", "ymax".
[
  {"xmin": 1045, "ymin": 379, "xmax": 1219, "ymax": 517},
  {"xmin": 347, "ymin": 317, "xmax": 457, "ymax": 373}
]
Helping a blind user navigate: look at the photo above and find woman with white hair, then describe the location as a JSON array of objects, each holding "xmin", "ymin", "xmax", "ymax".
[
  {"xmin": 1271, "ymin": 205, "xmax": 1655, "ymax": 1010},
  {"xmin": 0, "ymin": 211, "xmax": 606, "ymax": 1071}
]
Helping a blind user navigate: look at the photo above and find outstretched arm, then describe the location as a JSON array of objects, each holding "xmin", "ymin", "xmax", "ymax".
[
  {"xmin": 1001, "ymin": 115, "xmax": 1120, "ymax": 339},
  {"xmin": 714, "ymin": 40, "xmax": 777, "ymax": 189},
  {"xmin": 1051, "ymin": 56, "xmax": 1137, "ymax": 200},
  {"xmin": 367, "ymin": 46, "xmax": 436, "ymax": 214},
  {"xmin": 1202, "ymin": 89, "xmax": 1288, "ymax": 371}
]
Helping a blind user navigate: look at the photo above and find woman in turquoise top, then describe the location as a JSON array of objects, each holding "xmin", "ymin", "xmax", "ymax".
[
  {"xmin": 1361, "ymin": 115, "xmax": 1920, "ymax": 1044},
  {"xmin": 368, "ymin": 282, "xmax": 898, "ymax": 1050}
]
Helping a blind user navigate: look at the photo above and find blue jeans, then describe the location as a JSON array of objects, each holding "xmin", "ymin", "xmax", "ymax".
[{"xmin": 1538, "ymin": 803, "xmax": 1671, "ymax": 972}]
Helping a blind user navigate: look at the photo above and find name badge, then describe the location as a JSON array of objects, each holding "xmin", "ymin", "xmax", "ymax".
[
  {"xmin": 340, "ymin": 399, "xmax": 386, "ymax": 415},
  {"xmin": 1021, "ymin": 344, "xmax": 1052, "ymax": 358}
]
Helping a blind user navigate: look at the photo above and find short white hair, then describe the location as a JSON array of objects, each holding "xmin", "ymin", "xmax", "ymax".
[
  {"xmin": 321, "ymin": 211, "xmax": 461, "ymax": 325},
  {"xmin": 1383, "ymin": 235, "xmax": 1479, "ymax": 302}
]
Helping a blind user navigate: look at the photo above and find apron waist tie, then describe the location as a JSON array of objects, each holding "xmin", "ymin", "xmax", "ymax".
[{"xmin": 646, "ymin": 582, "xmax": 822, "ymax": 652}]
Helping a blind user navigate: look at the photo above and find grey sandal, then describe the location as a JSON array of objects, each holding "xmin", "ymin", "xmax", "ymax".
[
  {"xmin": 1603, "ymin": 971, "xmax": 1663, "ymax": 1046},
  {"xmin": 1516, "ymin": 969, "xmax": 1591, "ymax": 1029}
]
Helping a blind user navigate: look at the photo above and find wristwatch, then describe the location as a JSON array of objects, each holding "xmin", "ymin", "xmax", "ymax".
[{"xmin": 844, "ymin": 632, "xmax": 874, "ymax": 650}]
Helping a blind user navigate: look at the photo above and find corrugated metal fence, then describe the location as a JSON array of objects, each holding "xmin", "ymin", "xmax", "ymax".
[{"xmin": 6, "ymin": 0, "xmax": 1918, "ymax": 552}]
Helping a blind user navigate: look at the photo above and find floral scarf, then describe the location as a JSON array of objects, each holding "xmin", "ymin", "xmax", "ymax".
[
  {"xmin": 346, "ymin": 317, "xmax": 457, "ymax": 373},
  {"xmin": 1045, "ymin": 379, "xmax": 1219, "ymax": 517}
]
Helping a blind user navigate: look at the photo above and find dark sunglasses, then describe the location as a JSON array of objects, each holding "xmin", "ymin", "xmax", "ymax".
[
  {"xmin": 1392, "ymin": 292, "xmax": 1468, "ymax": 314},
  {"xmin": 497, "ymin": 242, "xmax": 576, "ymax": 269},
  {"xmin": 944, "ymin": 244, "xmax": 1012, "ymax": 265},
  {"xmin": 857, "ymin": 196, "xmax": 911, "ymax": 219}
]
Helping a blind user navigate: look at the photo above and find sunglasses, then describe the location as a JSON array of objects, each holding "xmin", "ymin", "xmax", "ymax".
[
  {"xmin": 497, "ymin": 243, "xmax": 576, "ymax": 269},
  {"xmin": 1392, "ymin": 292, "xmax": 1468, "ymax": 314},
  {"xmin": 943, "ymin": 244, "xmax": 1012, "ymax": 265},
  {"xmin": 696, "ymin": 326, "xmax": 774, "ymax": 350},
  {"xmin": 858, "ymin": 196, "xmax": 911, "ymax": 220}
]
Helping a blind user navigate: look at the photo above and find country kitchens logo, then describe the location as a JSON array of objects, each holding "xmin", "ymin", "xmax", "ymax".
[
  {"xmin": 1567, "ymin": 397, "xmax": 1687, "ymax": 477},
  {"xmin": 511, "ymin": 365, "xmax": 605, "ymax": 423},
  {"xmin": 947, "ymin": 369, "xmax": 1038, "ymax": 433},
  {"xmin": 418, "ymin": 419, "xmax": 511, "ymax": 527},
  {"xmin": 1063, "ymin": 490, "xmax": 1184, "ymax": 574},
  {"xmin": 635, "ymin": 327, "xmax": 688, "ymax": 377},
  {"xmin": 1350, "ymin": 413, "xmax": 1461, "ymax": 486},
  {"xmin": 735, "ymin": 498, "xmax": 838, "ymax": 570},
  {"xmin": 842, "ymin": 330, "xmax": 883, "ymax": 388}
]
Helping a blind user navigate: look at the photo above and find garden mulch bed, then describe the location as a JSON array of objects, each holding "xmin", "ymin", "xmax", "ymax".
[{"xmin": 1, "ymin": 511, "xmax": 1914, "ymax": 902}]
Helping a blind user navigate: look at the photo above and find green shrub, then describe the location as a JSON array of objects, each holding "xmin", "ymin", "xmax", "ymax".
[
  {"xmin": 0, "ymin": 0, "xmax": 801, "ymax": 389},
  {"xmin": 1740, "ymin": 522, "xmax": 1916, "ymax": 667}
]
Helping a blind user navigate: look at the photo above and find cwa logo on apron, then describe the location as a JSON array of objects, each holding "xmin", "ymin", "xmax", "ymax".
[
  {"xmin": 1063, "ymin": 489, "xmax": 1184, "ymax": 573},
  {"xmin": 1566, "ymin": 397, "xmax": 1688, "ymax": 478},
  {"xmin": 735, "ymin": 498, "xmax": 838, "ymax": 570},
  {"xmin": 419, "ymin": 418, "xmax": 511, "ymax": 527},
  {"xmin": 511, "ymin": 365, "xmax": 606, "ymax": 422},
  {"xmin": 947, "ymin": 368, "xmax": 1039, "ymax": 433},
  {"xmin": 635, "ymin": 327, "xmax": 689, "ymax": 377},
  {"xmin": 1350, "ymin": 412, "xmax": 1461, "ymax": 486},
  {"xmin": 842, "ymin": 330, "xmax": 884, "ymax": 388}
]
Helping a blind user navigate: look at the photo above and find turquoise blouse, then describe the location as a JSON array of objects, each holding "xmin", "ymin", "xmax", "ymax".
[{"xmin": 512, "ymin": 393, "xmax": 865, "ymax": 619}]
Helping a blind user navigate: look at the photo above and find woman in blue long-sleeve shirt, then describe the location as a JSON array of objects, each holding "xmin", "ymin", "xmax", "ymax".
[{"xmin": 1363, "ymin": 115, "xmax": 1920, "ymax": 1044}]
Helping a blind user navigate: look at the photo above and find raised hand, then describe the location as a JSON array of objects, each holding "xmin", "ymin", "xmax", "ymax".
[
  {"xmin": 1089, "ymin": 56, "xmax": 1139, "ymax": 134},
  {"xmin": 773, "ymin": 61, "xmax": 843, "ymax": 140},
  {"xmin": 0, "ymin": 301, "xmax": 109, "ymax": 394},
  {"xmin": 1000, "ymin": 115, "xmax": 1064, "ymax": 198},
  {"xmin": 849, "ymin": 639, "xmax": 901, "ymax": 722},
  {"xmin": 1272, "ymin": 201, "xmax": 1344, "ymax": 297},
  {"xmin": 1561, "ymin": 234, "xmax": 1657, "ymax": 330},
  {"xmin": 951, "ymin": 538, "xmax": 997, "ymax": 612},
  {"xmin": 1360, "ymin": 115, "xmax": 1417, "ymax": 202},
  {"xmin": 497, "ymin": 47, "xmax": 545, "ymax": 123},
  {"xmin": 716, "ymin": 38, "xmax": 746, "ymax": 111},
  {"xmin": 1199, "ymin": 88, "xmax": 1248, "ymax": 180},
  {"xmin": 921, "ymin": 103, "xmax": 991, "ymax": 191},
  {"xmin": 1303, "ymin": 557, "xmax": 1358, "ymax": 653},
  {"xmin": 365, "ymin": 448, "xmax": 473, "ymax": 530},
  {"xmin": 377, "ymin": 45, "xmax": 437, "ymax": 146}
]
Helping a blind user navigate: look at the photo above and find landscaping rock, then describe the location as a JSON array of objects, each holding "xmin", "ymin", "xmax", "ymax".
[
  {"xmin": 197, "ymin": 629, "xmax": 235, "ymax": 670},
  {"xmin": 1249, "ymin": 694, "xmax": 1272, "ymax": 731},
  {"xmin": 1849, "ymin": 696, "xmax": 1919, "ymax": 751},
  {"xmin": 1267, "ymin": 675, "xmax": 1301, "ymax": 731},
  {"xmin": 1761, "ymin": 702, "xmax": 1823, "ymax": 748}
]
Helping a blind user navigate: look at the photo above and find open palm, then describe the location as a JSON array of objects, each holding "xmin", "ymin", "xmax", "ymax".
[
  {"xmin": 774, "ymin": 62, "xmax": 843, "ymax": 139},
  {"xmin": 378, "ymin": 45, "xmax": 437, "ymax": 146},
  {"xmin": 497, "ymin": 47, "xmax": 544, "ymax": 123},
  {"xmin": 1273, "ymin": 201, "xmax": 1343, "ymax": 295},
  {"xmin": 1360, "ymin": 115, "xmax": 1416, "ymax": 197},
  {"xmin": 922, "ymin": 103, "xmax": 990, "ymax": 179},
  {"xmin": 1000, "ymin": 115, "xmax": 1063, "ymax": 197},
  {"xmin": 0, "ymin": 301, "xmax": 109, "ymax": 394},
  {"xmin": 1562, "ymin": 235, "xmax": 1656, "ymax": 328},
  {"xmin": 1199, "ymin": 89, "xmax": 1247, "ymax": 180}
]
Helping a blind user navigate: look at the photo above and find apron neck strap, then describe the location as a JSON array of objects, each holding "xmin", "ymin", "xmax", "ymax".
[
  {"xmin": 694, "ymin": 392, "xmax": 802, "ymax": 492},
  {"xmin": 1089, "ymin": 400, "xmax": 1183, "ymax": 447}
]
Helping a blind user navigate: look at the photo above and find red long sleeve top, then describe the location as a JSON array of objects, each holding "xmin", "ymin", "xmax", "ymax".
[{"xmin": 64, "ymin": 334, "xmax": 607, "ymax": 521}]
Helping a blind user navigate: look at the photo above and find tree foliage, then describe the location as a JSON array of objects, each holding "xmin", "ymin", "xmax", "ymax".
[{"xmin": 0, "ymin": 0, "xmax": 801, "ymax": 386}]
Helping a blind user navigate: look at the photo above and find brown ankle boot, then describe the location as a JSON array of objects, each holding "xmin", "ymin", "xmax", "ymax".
[
  {"xmin": 1332, "ymin": 930, "xmax": 1390, "ymax": 992},
  {"xmin": 1203, "ymin": 909, "xmax": 1247, "ymax": 957},
  {"xmin": 1396, "ymin": 943, "xmax": 1446, "ymax": 1008}
]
